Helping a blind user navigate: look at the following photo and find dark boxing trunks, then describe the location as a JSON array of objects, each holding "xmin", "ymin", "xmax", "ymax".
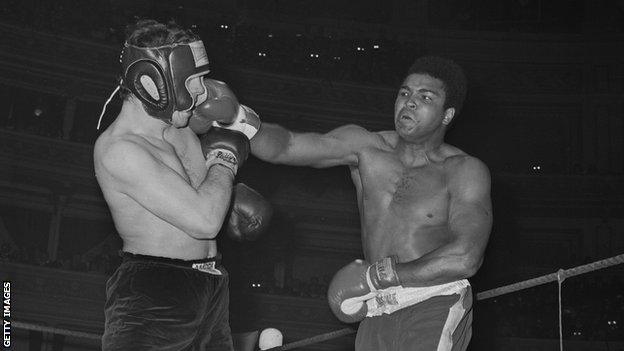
[
  {"xmin": 102, "ymin": 252, "xmax": 233, "ymax": 351},
  {"xmin": 356, "ymin": 286, "xmax": 473, "ymax": 351}
]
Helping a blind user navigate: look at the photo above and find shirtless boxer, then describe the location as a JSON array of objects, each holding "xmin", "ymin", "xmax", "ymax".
[
  {"xmin": 250, "ymin": 56, "xmax": 492, "ymax": 350},
  {"xmin": 94, "ymin": 20, "xmax": 269, "ymax": 350}
]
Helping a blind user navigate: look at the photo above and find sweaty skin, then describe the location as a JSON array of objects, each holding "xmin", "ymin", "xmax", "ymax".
[
  {"xmin": 94, "ymin": 81, "xmax": 234, "ymax": 260},
  {"xmin": 251, "ymin": 73, "xmax": 492, "ymax": 287}
]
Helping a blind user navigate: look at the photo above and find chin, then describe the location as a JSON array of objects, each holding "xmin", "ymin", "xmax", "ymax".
[
  {"xmin": 171, "ymin": 113, "xmax": 191, "ymax": 128},
  {"xmin": 395, "ymin": 123, "xmax": 412, "ymax": 136},
  {"xmin": 396, "ymin": 127, "xmax": 424, "ymax": 143}
]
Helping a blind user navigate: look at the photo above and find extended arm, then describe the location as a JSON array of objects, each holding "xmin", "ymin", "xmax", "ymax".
[{"xmin": 251, "ymin": 123, "xmax": 378, "ymax": 168}]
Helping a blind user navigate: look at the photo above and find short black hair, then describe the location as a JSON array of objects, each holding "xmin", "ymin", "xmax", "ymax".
[
  {"xmin": 125, "ymin": 19, "xmax": 199, "ymax": 47},
  {"xmin": 406, "ymin": 56, "xmax": 467, "ymax": 115}
]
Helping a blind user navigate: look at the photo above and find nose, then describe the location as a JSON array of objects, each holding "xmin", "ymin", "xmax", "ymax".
[{"xmin": 406, "ymin": 99, "xmax": 417, "ymax": 110}]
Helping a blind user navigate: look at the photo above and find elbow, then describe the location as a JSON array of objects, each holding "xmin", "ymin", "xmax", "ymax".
[
  {"xmin": 459, "ymin": 256, "xmax": 483, "ymax": 278},
  {"xmin": 185, "ymin": 216, "xmax": 222, "ymax": 240},
  {"xmin": 190, "ymin": 228, "xmax": 219, "ymax": 240}
]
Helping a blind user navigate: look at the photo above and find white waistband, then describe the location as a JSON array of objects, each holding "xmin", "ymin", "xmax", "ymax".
[{"xmin": 366, "ymin": 279, "xmax": 470, "ymax": 317}]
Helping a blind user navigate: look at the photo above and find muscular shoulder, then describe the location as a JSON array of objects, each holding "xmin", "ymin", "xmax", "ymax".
[
  {"xmin": 446, "ymin": 155, "xmax": 489, "ymax": 176},
  {"xmin": 444, "ymin": 153, "xmax": 491, "ymax": 196},
  {"xmin": 326, "ymin": 124, "xmax": 391, "ymax": 155},
  {"xmin": 328, "ymin": 124, "xmax": 379, "ymax": 144},
  {"xmin": 332, "ymin": 126, "xmax": 397, "ymax": 151}
]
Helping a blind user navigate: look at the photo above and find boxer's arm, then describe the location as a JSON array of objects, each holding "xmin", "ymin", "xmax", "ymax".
[
  {"xmin": 251, "ymin": 123, "xmax": 377, "ymax": 168},
  {"xmin": 395, "ymin": 157, "xmax": 492, "ymax": 287},
  {"xmin": 99, "ymin": 139, "xmax": 233, "ymax": 239}
]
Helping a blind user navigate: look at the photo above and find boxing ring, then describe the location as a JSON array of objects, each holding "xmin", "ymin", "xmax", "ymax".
[{"xmin": 12, "ymin": 253, "xmax": 624, "ymax": 350}]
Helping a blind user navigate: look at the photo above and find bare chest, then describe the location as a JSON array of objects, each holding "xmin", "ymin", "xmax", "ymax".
[
  {"xmin": 172, "ymin": 149, "xmax": 206, "ymax": 188},
  {"xmin": 357, "ymin": 151, "xmax": 450, "ymax": 222},
  {"xmin": 162, "ymin": 130, "xmax": 207, "ymax": 189}
]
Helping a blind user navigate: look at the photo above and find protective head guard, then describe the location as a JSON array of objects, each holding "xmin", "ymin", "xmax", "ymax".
[{"xmin": 120, "ymin": 40, "xmax": 210, "ymax": 121}]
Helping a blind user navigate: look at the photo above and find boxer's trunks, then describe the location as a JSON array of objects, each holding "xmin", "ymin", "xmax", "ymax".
[
  {"xmin": 102, "ymin": 252, "xmax": 233, "ymax": 351},
  {"xmin": 356, "ymin": 282, "xmax": 472, "ymax": 351}
]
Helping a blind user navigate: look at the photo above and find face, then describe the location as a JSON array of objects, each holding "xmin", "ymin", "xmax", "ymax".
[
  {"xmin": 186, "ymin": 76, "xmax": 208, "ymax": 106},
  {"xmin": 394, "ymin": 73, "xmax": 454, "ymax": 141},
  {"xmin": 172, "ymin": 76, "xmax": 207, "ymax": 128}
]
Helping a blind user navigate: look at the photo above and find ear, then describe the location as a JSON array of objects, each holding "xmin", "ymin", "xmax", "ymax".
[{"xmin": 442, "ymin": 107, "xmax": 455, "ymax": 126}]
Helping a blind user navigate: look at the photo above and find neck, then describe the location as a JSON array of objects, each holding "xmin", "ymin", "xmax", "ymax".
[{"xmin": 396, "ymin": 135, "xmax": 443, "ymax": 167}]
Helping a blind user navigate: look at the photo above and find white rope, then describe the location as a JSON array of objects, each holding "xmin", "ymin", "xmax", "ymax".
[
  {"xmin": 557, "ymin": 269, "xmax": 565, "ymax": 351},
  {"xmin": 12, "ymin": 321, "xmax": 100, "ymax": 340},
  {"xmin": 96, "ymin": 85, "xmax": 120, "ymax": 130},
  {"xmin": 476, "ymin": 254, "xmax": 624, "ymax": 300}
]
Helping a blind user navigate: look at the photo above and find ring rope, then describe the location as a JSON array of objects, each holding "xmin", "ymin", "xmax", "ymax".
[
  {"xmin": 557, "ymin": 269, "xmax": 564, "ymax": 351},
  {"xmin": 475, "ymin": 253, "xmax": 624, "ymax": 300},
  {"xmin": 267, "ymin": 327, "xmax": 356, "ymax": 350},
  {"xmin": 11, "ymin": 253, "xmax": 624, "ymax": 349},
  {"xmin": 12, "ymin": 321, "xmax": 101, "ymax": 340}
]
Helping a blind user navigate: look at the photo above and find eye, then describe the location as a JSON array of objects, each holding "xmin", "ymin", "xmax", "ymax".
[
  {"xmin": 398, "ymin": 90, "xmax": 409, "ymax": 97},
  {"xmin": 422, "ymin": 95, "xmax": 432, "ymax": 103}
]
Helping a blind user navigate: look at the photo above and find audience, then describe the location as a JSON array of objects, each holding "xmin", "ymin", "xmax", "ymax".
[{"xmin": 0, "ymin": 240, "xmax": 120, "ymax": 275}]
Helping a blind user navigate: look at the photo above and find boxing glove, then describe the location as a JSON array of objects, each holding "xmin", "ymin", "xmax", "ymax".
[
  {"xmin": 189, "ymin": 78, "xmax": 239, "ymax": 134},
  {"xmin": 200, "ymin": 127, "xmax": 249, "ymax": 176},
  {"xmin": 226, "ymin": 183, "xmax": 273, "ymax": 242},
  {"xmin": 327, "ymin": 257, "xmax": 402, "ymax": 323}
]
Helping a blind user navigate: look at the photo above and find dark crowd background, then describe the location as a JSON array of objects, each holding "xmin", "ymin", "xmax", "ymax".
[{"xmin": 0, "ymin": 0, "xmax": 622, "ymax": 345}]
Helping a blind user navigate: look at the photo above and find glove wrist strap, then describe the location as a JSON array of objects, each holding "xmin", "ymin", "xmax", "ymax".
[
  {"xmin": 211, "ymin": 105, "xmax": 260, "ymax": 140},
  {"xmin": 368, "ymin": 256, "xmax": 402, "ymax": 290},
  {"xmin": 205, "ymin": 149, "xmax": 238, "ymax": 176}
]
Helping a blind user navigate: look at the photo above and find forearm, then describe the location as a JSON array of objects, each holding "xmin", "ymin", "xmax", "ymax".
[
  {"xmin": 395, "ymin": 202, "xmax": 491, "ymax": 287},
  {"xmin": 193, "ymin": 165, "xmax": 235, "ymax": 238},
  {"xmin": 394, "ymin": 241, "xmax": 482, "ymax": 288},
  {"xmin": 250, "ymin": 122, "xmax": 292, "ymax": 162},
  {"xmin": 251, "ymin": 123, "xmax": 362, "ymax": 168}
]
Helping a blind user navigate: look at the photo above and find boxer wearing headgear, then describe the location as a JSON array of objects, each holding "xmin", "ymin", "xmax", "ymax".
[
  {"xmin": 250, "ymin": 56, "xmax": 492, "ymax": 350},
  {"xmin": 94, "ymin": 19, "xmax": 271, "ymax": 351},
  {"xmin": 120, "ymin": 39, "xmax": 210, "ymax": 121},
  {"xmin": 97, "ymin": 30, "xmax": 210, "ymax": 129}
]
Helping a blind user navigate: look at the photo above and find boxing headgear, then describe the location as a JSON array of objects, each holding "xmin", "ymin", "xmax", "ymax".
[{"xmin": 120, "ymin": 40, "xmax": 210, "ymax": 121}]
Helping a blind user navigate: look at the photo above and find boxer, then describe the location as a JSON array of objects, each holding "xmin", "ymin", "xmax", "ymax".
[
  {"xmin": 250, "ymin": 56, "xmax": 492, "ymax": 350},
  {"xmin": 94, "ymin": 19, "xmax": 270, "ymax": 350}
]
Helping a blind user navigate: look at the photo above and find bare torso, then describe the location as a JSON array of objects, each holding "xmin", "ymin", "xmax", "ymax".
[
  {"xmin": 350, "ymin": 132, "xmax": 465, "ymax": 263},
  {"xmin": 94, "ymin": 121, "xmax": 217, "ymax": 260}
]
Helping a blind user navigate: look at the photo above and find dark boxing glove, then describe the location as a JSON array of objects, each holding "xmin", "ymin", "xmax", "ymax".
[
  {"xmin": 200, "ymin": 127, "xmax": 250, "ymax": 176},
  {"xmin": 226, "ymin": 183, "xmax": 273, "ymax": 242}
]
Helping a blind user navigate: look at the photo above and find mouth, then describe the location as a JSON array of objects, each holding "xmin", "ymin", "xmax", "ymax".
[{"xmin": 397, "ymin": 113, "xmax": 417, "ymax": 126}]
